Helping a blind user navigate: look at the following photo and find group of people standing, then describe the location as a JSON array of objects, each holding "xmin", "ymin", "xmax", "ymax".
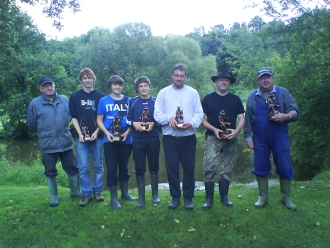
[{"xmin": 26, "ymin": 63, "xmax": 299, "ymax": 211}]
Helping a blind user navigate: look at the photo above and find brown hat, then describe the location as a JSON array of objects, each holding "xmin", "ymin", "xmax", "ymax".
[{"xmin": 211, "ymin": 71, "xmax": 236, "ymax": 84}]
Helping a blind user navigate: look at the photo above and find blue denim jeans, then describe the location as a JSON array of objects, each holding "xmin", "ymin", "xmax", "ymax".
[{"xmin": 76, "ymin": 138, "xmax": 104, "ymax": 197}]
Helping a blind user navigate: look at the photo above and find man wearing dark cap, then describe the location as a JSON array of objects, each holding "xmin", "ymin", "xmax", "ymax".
[
  {"xmin": 201, "ymin": 71, "xmax": 245, "ymax": 209},
  {"xmin": 126, "ymin": 76, "xmax": 161, "ymax": 208},
  {"xmin": 244, "ymin": 67, "xmax": 300, "ymax": 210},
  {"xmin": 26, "ymin": 76, "xmax": 81, "ymax": 207}
]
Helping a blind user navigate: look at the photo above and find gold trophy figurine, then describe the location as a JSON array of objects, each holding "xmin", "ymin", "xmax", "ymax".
[
  {"xmin": 267, "ymin": 93, "xmax": 280, "ymax": 120},
  {"xmin": 140, "ymin": 106, "xmax": 150, "ymax": 131},
  {"xmin": 218, "ymin": 110, "xmax": 232, "ymax": 138},
  {"xmin": 81, "ymin": 123, "xmax": 91, "ymax": 141},
  {"xmin": 175, "ymin": 106, "xmax": 184, "ymax": 128},
  {"xmin": 111, "ymin": 115, "xmax": 122, "ymax": 141}
]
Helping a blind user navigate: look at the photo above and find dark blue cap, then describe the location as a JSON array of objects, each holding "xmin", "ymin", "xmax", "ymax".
[{"xmin": 39, "ymin": 76, "xmax": 54, "ymax": 86}]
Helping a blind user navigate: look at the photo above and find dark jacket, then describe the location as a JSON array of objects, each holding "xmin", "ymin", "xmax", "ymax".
[{"xmin": 26, "ymin": 92, "xmax": 74, "ymax": 153}]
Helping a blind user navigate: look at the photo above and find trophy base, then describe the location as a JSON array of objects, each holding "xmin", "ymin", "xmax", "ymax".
[
  {"xmin": 219, "ymin": 131, "xmax": 231, "ymax": 139},
  {"xmin": 141, "ymin": 125, "xmax": 149, "ymax": 131},
  {"xmin": 113, "ymin": 136, "xmax": 121, "ymax": 141},
  {"xmin": 177, "ymin": 124, "xmax": 183, "ymax": 128},
  {"xmin": 84, "ymin": 137, "xmax": 91, "ymax": 141},
  {"xmin": 269, "ymin": 111, "xmax": 279, "ymax": 120}
]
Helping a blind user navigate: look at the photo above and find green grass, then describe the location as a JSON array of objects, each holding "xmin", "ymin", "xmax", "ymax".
[{"xmin": 1, "ymin": 173, "xmax": 330, "ymax": 247}]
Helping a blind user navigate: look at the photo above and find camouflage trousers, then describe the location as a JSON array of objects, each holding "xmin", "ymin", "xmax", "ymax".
[{"xmin": 202, "ymin": 135, "xmax": 237, "ymax": 181}]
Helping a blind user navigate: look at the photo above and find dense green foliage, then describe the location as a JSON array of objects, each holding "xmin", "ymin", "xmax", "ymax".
[{"xmin": 1, "ymin": 0, "xmax": 330, "ymax": 180}]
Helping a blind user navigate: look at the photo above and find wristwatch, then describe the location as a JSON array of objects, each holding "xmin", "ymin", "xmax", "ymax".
[{"xmin": 288, "ymin": 113, "xmax": 292, "ymax": 119}]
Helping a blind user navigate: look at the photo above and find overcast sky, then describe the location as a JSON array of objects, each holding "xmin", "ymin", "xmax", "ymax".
[{"xmin": 19, "ymin": 0, "xmax": 267, "ymax": 40}]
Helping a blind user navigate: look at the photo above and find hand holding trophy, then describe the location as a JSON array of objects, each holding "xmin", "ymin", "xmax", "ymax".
[
  {"xmin": 140, "ymin": 106, "xmax": 150, "ymax": 131},
  {"xmin": 110, "ymin": 115, "xmax": 123, "ymax": 141},
  {"xmin": 218, "ymin": 110, "xmax": 232, "ymax": 139},
  {"xmin": 268, "ymin": 93, "xmax": 280, "ymax": 121},
  {"xmin": 81, "ymin": 122, "xmax": 91, "ymax": 141},
  {"xmin": 175, "ymin": 106, "xmax": 184, "ymax": 128}
]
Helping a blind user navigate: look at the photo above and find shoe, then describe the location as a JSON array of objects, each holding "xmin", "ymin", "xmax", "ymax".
[
  {"xmin": 184, "ymin": 197, "xmax": 194, "ymax": 210},
  {"xmin": 79, "ymin": 196, "xmax": 93, "ymax": 206},
  {"xmin": 94, "ymin": 193, "xmax": 105, "ymax": 202},
  {"xmin": 168, "ymin": 197, "xmax": 181, "ymax": 209}
]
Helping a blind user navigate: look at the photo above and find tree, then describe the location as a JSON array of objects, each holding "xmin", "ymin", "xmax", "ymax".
[
  {"xmin": 272, "ymin": 9, "xmax": 330, "ymax": 179},
  {"xmin": 75, "ymin": 23, "xmax": 168, "ymax": 95},
  {"xmin": 0, "ymin": 8, "xmax": 75, "ymax": 139},
  {"xmin": 1, "ymin": 0, "xmax": 81, "ymax": 30},
  {"xmin": 247, "ymin": 0, "xmax": 330, "ymax": 22}
]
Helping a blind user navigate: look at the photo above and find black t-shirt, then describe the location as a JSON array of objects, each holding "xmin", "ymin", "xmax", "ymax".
[
  {"xmin": 69, "ymin": 89, "xmax": 105, "ymax": 138},
  {"xmin": 201, "ymin": 92, "xmax": 244, "ymax": 131}
]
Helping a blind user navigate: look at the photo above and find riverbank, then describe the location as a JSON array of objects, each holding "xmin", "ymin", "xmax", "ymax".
[
  {"xmin": 1, "ymin": 172, "xmax": 329, "ymax": 248},
  {"xmin": 147, "ymin": 179, "xmax": 280, "ymax": 192}
]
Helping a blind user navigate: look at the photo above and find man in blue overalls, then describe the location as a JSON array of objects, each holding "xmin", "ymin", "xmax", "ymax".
[{"xmin": 244, "ymin": 68, "xmax": 300, "ymax": 210}]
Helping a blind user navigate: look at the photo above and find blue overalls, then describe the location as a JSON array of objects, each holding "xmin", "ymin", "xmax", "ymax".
[{"xmin": 252, "ymin": 86, "xmax": 294, "ymax": 179}]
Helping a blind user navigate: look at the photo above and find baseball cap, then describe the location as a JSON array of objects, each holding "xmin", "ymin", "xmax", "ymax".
[
  {"xmin": 39, "ymin": 76, "xmax": 54, "ymax": 86},
  {"xmin": 256, "ymin": 68, "xmax": 273, "ymax": 79}
]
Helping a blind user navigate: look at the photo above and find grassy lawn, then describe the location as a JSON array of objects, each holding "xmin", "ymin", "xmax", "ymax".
[{"xmin": 1, "ymin": 172, "xmax": 329, "ymax": 248}]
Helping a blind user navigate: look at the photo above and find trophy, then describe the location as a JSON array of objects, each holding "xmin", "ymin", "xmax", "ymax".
[
  {"xmin": 80, "ymin": 122, "xmax": 91, "ymax": 141},
  {"xmin": 140, "ymin": 106, "xmax": 150, "ymax": 131},
  {"xmin": 110, "ymin": 115, "xmax": 122, "ymax": 141},
  {"xmin": 218, "ymin": 110, "xmax": 231, "ymax": 138},
  {"xmin": 267, "ymin": 93, "xmax": 279, "ymax": 120},
  {"xmin": 175, "ymin": 106, "xmax": 184, "ymax": 127}
]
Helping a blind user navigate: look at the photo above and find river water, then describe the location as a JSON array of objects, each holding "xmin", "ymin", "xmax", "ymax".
[{"xmin": 0, "ymin": 134, "xmax": 276, "ymax": 188}]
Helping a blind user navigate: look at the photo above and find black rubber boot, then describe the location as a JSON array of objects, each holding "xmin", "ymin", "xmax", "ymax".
[
  {"xmin": 168, "ymin": 197, "xmax": 181, "ymax": 209},
  {"xmin": 218, "ymin": 178, "xmax": 233, "ymax": 207},
  {"xmin": 184, "ymin": 197, "xmax": 194, "ymax": 210},
  {"xmin": 109, "ymin": 186, "xmax": 121, "ymax": 209},
  {"xmin": 119, "ymin": 181, "xmax": 138, "ymax": 201},
  {"xmin": 136, "ymin": 175, "xmax": 145, "ymax": 208},
  {"xmin": 150, "ymin": 173, "xmax": 161, "ymax": 204},
  {"xmin": 202, "ymin": 181, "xmax": 214, "ymax": 209},
  {"xmin": 46, "ymin": 176, "xmax": 59, "ymax": 207}
]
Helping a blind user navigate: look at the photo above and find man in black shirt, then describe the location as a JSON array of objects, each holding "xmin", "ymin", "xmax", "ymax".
[{"xmin": 201, "ymin": 71, "xmax": 245, "ymax": 209}]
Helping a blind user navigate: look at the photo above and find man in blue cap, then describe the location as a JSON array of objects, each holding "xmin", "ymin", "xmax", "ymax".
[
  {"xmin": 27, "ymin": 76, "xmax": 81, "ymax": 207},
  {"xmin": 244, "ymin": 67, "xmax": 300, "ymax": 210}
]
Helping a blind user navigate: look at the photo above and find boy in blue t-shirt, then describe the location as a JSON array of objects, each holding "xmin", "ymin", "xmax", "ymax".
[
  {"xmin": 127, "ymin": 76, "xmax": 160, "ymax": 208},
  {"xmin": 97, "ymin": 75, "xmax": 137, "ymax": 209}
]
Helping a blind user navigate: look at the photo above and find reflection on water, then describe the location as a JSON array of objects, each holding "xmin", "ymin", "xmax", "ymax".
[{"xmin": 0, "ymin": 134, "xmax": 267, "ymax": 188}]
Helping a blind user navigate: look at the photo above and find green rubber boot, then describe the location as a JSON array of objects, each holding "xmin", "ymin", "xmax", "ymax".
[
  {"xmin": 255, "ymin": 176, "xmax": 268, "ymax": 207},
  {"xmin": 280, "ymin": 177, "xmax": 296, "ymax": 211},
  {"xmin": 46, "ymin": 176, "xmax": 59, "ymax": 207},
  {"xmin": 67, "ymin": 173, "xmax": 82, "ymax": 198}
]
